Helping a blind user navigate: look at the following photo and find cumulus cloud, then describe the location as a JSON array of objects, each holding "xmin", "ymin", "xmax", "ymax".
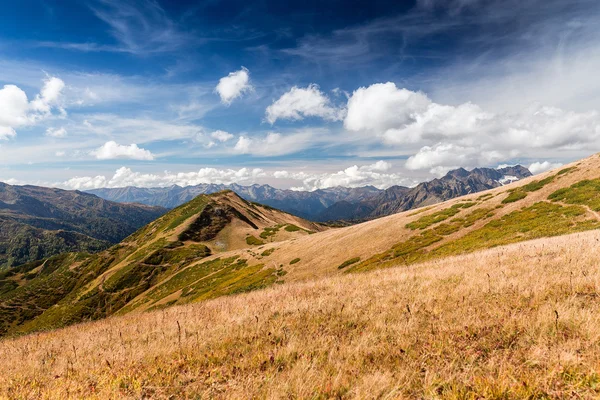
[
  {"xmin": 233, "ymin": 131, "xmax": 316, "ymax": 156},
  {"xmin": 91, "ymin": 141, "xmax": 155, "ymax": 160},
  {"xmin": 344, "ymin": 82, "xmax": 600, "ymax": 173},
  {"xmin": 211, "ymin": 130, "xmax": 234, "ymax": 142},
  {"xmin": 0, "ymin": 75, "xmax": 66, "ymax": 139},
  {"xmin": 61, "ymin": 166, "xmax": 266, "ymax": 189},
  {"xmin": 45, "ymin": 127, "xmax": 67, "ymax": 138},
  {"xmin": 215, "ymin": 67, "xmax": 252, "ymax": 104},
  {"xmin": 30, "ymin": 76, "xmax": 66, "ymax": 117},
  {"xmin": 405, "ymin": 143, "xmax": 505, "ymax": 175},
  {"xmin": 265, "ymin": 84, "xmax": 345, "ymax": 124},
  {"xmin": 234, "ymin": 136, "xmax": 252, "ymax": 153},
  {"xmin": 273, "ymin": 160, "xmax": 414, "ymax": 191},
  {"xmin": 528, "ymin": 161, "xmax": 563, "ymax": 175},
  {"xmin": 57, "ymin": 161, "xmax": 413, "ymax": 192}
]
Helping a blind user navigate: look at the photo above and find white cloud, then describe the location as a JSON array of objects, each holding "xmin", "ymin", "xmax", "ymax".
[
  {"xmin": 45, "ymin": 127, "xmax": 68, "ymax": 138},
  {"xmin": 0, "ymin": 126, "xmax": 17, "ymax": 141},
  {"xmin": 234, "ymin": 136, "xmax": 252, "ymax": 154},
  {"xmin": 405, "ymin": 143, "xmax": 505, "ymax": 175},
  {"xmin": 345, "ymin": 82, "xmax": 430, "ymax": 139},
  {"xmin": 211, "ymin": 130, "xmax": 234, "ymax": 142},
  {"xmin": 345, "ymin": 82, "xmax": 600, "ymax": 173},
  {"xmin": 0, "ymin": 76, "xmax": 66, "ymax": 139},
  {"xmin": 529, "ymin": 161, "xmax": 563, "ymax": 175},
  {"xmin": 233, "ymin": 131, "xmax": 316, "ymax": 156},
  {"xmin": 61, "ymin": 166, "xmax": 266, "ymax": 189},
  {"xmin": 55, "ymin": 151, "xmax": 66, "ymax": 157},
  {"xmin": 30, "ymin": 76, "xmax": 66, "ymax": 116},
  {"xmin": 215, "ymin": 67, "xmax": 252, "ymax": 104},
  {"xmin": 0, "ymin": 85, "xmax": 29, "ymax": 139},
  {"xmin": 57, "ymin": 161, "xmax": 412, "ymax": 191},
  {"xmin": 265, "ymin": 84, "xmax": 345, "ymax": 124},
  {"xmin": 91, "ymin": 141, "xmax": 155, "ymax": 160},
  {"xmin": 273, "ymin": 160, "xmax": 414, "ymax": 190},
  {"xmin": 73, "ymin": 114, "xmax": 203, "ymax": 144}
]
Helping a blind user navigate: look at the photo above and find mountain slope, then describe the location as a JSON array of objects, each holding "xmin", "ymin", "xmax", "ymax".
[
  {"xmin": 0, "ymin": 154, "xmax": 596, "ymax": 337},
  {"xmin": 87, "ymin": 166, "xmax": 530, "ymax": 222},
  {"xmin": 0, "ymin": 191, "xmax": 324, "ymax": 335},
  {"xmin": 4, "ymin": 228, "xmax": 600, "ymax": 398},
  {"xmin": 317, "ymin": 165, "xmax": 532, "ymax": 221},
  {"xmin": 0, "ymin": 183, "xmax": 166, "ymax": 268}
]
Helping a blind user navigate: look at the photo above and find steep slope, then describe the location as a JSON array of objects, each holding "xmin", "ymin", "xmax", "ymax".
[
  {"xmin": 1, "ymin": 154, "xmax": 597, "ymax": 337},
  {"xmin": 4, "ymin": 229, "xmax": 600, "ymax": 398},
  {"xmin": 317, "ymin": 165, "xmax": 532, "ymax": 221},
  {"xmin": 0, "ymin": 183, "xmax": 166, "ymax": 268},
  {"xmin": 0, "ymin": 191, "xmax": 324, "ymax": 335}
]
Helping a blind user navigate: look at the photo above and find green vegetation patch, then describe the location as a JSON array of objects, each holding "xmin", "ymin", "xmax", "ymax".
[
  {"xmin": 146, "ymin": 256, "xmax": 278, "ymax": 305},
  {"xmin": 522, "ymin": 175, "xmax": 555, "ymax": 192},
  {"xmin": 502, "ymin": 190, "xmax": 528, "ymax": 204},
  {"xmin": 349, "ymin": 201, "xmax": 600, "ymax": 274},
  {"xmin": 477, "ymin": 193, "xmax": 494, "ymax": 201},
  {"xmin": 289, "ymin": 258, "xmax": 301, "ymax": 265},
  {"xmin": 549, "ymin": 179, "xmax": 600, "ymax": 211},
  {"xmin": 246, "ymin": 235, "xmax": 265, "ymax": 246},
  {"xmin": 337, "ymin": 257, "xmax": 361, "ymax": 270},
  {"xmin": 501, "ymin": 175, "xmax": 558, "ymax": 205},
  {"xmin": 284, "ymin": 224, "xmax": 301, "ymax": 232},
  {"xmin": 558, "ymin": 166, "xmax": 577, "ymax": 176},
  {"xmin": 143, "ymin": 244, "xmax": 211, "ymax": 266},
  {"xmin": 430, "ymin": 202, "xmax": 598, "ymax": 258},
  {"xmin": 261, "ymin": 248, "xmax": 276, "ymax": 257},
  {"xmin": 406, "ymin": 203, "xmax": 476, "ymax": 230},
  {"xmin": 260, "ymin": 225, "xmax": 281, "ymax": 239}
]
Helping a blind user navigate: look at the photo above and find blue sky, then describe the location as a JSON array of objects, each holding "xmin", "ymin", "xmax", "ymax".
[{"xmin": 1, "ymin": 0, "xmax": 600, "ymax": 190}]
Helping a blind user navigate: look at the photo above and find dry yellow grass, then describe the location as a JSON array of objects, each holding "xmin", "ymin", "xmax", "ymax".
[{"xmin": 3, "ymin": 228, "xmax": 600, "ymax": 399}]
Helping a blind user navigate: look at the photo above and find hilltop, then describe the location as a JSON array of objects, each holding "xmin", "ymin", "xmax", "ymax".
[
  {"xmin": 0, "ymin": 190, "xmax": 323, "ymax": 336},
  {"xmin": 0, "ymin": 183, "xmax": 166, "ymax": 269},
  {"xmin": 88, "ymin": 165, "xmax": 531, "ymax": 221}
]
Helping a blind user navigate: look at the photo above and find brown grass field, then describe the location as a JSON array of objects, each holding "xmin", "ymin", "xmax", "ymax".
[{"xmin": 3, "ymin": 227, "xmax": 600, "ymax": 399}]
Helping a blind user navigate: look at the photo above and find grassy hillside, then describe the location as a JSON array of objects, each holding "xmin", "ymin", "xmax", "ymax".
[
  {"xmin": 3, "ymin": 229, "xmax": 600, "ymax": 398},
  {"xmin": 0, "ymin": 191, "xmax": 324, "ymax": 336},
  {"xmin": 2, "ymin": 153, "xmax": 600, "ymax": 338}
]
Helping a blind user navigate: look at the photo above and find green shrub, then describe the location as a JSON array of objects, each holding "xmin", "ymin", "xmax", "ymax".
[
  {"xmin": 246, "ymin": 236, "xmax": 265, "ymax": 246},
  {"xmin": 289, "ymin": 258, "xmax": 301, "ymax": 265},
  {"xmin": 522, "ymin": 175, "xmax": 555, "ymax": 192},
  {"xmin": 284, "ymin": 224, "xmax": 301, "ymax": 232},
  {"xmin": 502, "ymin": 191, "xmax": 527, "ymax": 204},
  {"xmin": 337, "ymin": 257, "xmax": 361, "ymax": 270},
  {"xmin": 406, "ymin": 206, "xmax": 461, "ymax": 230},
  {"xmin": 557, "ymin": 167, "xmax": 577, "ymax": 175},
  {"xmin": 261, "ymin": 248, "xmax": 275, "ymax": 257},
  {"xmin": 549, "ymin": 179, "xmax": 600, "ymax": 211}
]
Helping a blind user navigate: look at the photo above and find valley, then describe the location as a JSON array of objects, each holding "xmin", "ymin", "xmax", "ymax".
[{"xmin": 0, "ymin": 183, "xmax": 166, "ymax": 269}]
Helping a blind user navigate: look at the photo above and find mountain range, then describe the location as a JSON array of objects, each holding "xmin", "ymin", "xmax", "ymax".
[
  {"xmin": 0, "ymin": 183, "xmax": 166, "ymax": 269},
  {"xmin": 3, "ymin": 155, "xmax": 600, "ymax": 398},
  {"xmin": 0, "ymin": 157, "xmax": 588, "ymax": 338},
  {"xmin": 88, "ymin": 165, "xmax": 532, "ymax": 221}
]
